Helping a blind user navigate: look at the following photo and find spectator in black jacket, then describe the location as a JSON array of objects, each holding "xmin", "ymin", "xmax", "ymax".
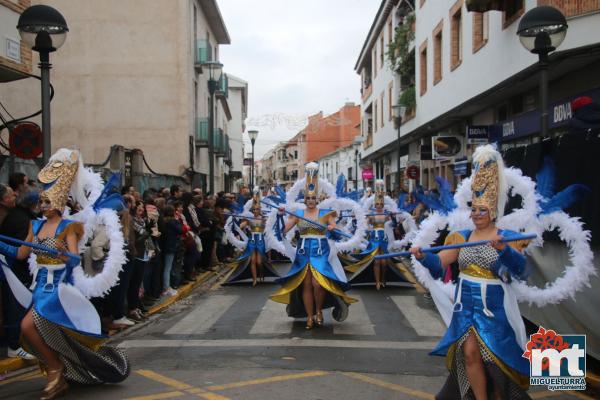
[
  {"xmin": 0, "ymin": 190, "xmax": 37, "ymax": 360},
  {"xmin": 162, "ymin": 205, "xmax": 183, "ymax": 297}
]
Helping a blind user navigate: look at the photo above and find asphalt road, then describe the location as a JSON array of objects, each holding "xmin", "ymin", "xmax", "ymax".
[{"xmin": 0, "ymin": 277, "xmax": 591, "ymax": 399}]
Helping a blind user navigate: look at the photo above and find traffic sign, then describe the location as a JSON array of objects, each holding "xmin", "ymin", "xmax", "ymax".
[{"xmin": 9, "ymin": 122, "xmax": 43, "ymax": 159}]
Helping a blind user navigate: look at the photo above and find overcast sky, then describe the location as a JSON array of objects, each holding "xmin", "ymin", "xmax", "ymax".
[{"xmin": 218, "ymin": 0, "xmax": 380, "ymax": 159}]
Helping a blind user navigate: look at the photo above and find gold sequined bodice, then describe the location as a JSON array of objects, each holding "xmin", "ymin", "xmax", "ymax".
[
  {"xmin": 33, "ymin": 236, "xmax": 67, "ymax": 265},
  {"xmin": 297, "ymin": 218, "xmax": 326, "ymax": 236},
  {"xmin": 249, "ymin": 218, "xmax": 265, "ymax": 233}
]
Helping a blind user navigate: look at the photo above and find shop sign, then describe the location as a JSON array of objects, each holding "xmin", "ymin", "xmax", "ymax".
[
  {"xmin": 432, "ymin": 136, "xmax": 464, "ymax": 160},
  {"xmin": 466, "ymin": 125, "xmax": 489, "ymax": 144},
  {"xmin": 406, "ymin": 165, "xmax": 420, "ymax": 180},
  {"xmin": 362, "ymin": 168, "xmax": 374, "ymax": 180}
]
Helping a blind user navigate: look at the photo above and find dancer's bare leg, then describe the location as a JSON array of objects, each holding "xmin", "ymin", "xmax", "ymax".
[
  {"xmin": 302, "ymin": 269, "xmax": 315, "ymax": 328},
  {"xmin": 463, "ymin": 331, "xmax": 488, "ymax": 400},
  {"xmin": 311, "ymin": 276, "xmax": 325, "ymax": 325},
  {"xmin": 21, "ymin": 310, "xmax": 61, "ymax": 370},
  {"xmin": 250, "ymin": 253, "xmax": 258, "ymax": 286},
  {"xmin": 374, "ymin": 261, "xmax": 382, "ymax": 290}
]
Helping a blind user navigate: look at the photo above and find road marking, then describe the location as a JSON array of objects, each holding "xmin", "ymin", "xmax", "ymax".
[
  {"xmin": 0, "ymin": 370, "xmax": 41, "ymax": 386},
  {"xmin": 125, "ymin": 391, "xmax": 185, "ymax": 400},
  {"xmin": 135, "ymin": 369, "xmax": 230, "ymax": 400},
  {"xmin": 342, "ymin": 372, "xmax": 435, "ymax": 400},
  {"xmin": 119, "ymin": 338, "xmax": 438, "ymax": 350},
  {"xmin": 249, "ymin": 299, "xmax": 293, "ymax": 335},
  {"xmin": 166, "ymin": 295, "xmax": 238, "ymax": 335},
  {"xmin": 333, "ymin": 295, "xmax": 375, "ymax": 335},
  {"xmin": 206, "ymin": 370, "xmax": 329, "ymax": 391},
  {"xmin": 136, "ymin": 369, "xmax": 194, "ymax": 390},
  {"xmin": 391, "ymin": 296, "xmax": 445, "ymax": 337}
]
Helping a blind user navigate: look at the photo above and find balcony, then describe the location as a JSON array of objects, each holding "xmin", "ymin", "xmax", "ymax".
[
  {"xmin": 195, "ymin": 117, "xmax": 209, "ymax": 146},
  {"xmin": 216, "ymin": 74, "xmax": 228, "ymax": 98},
  {"xmin": 214, "ymin": 129, "xmax": 226, "ymax": 157},
  {"xmin": 194, "ymin": 39, "xmax": 213, "ymax": 71}
]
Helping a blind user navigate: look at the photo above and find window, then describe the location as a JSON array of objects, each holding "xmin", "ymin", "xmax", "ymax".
[
  {"xmin": 373, "ymin": 48, "xmax": 377, "ymax": 79},
  {"xmin": 472, "ymin": 12, "xmax": 488, "ymax": 53},
  {"xmin": 374, "ymin": 100, "xmax": 378, "ymax": 132},
  {"xmin": 388, "ymin": 18, "xmax": 393, "ymax": 46},
  {"xmin": 380, "ymin": 34, "xmax": 384, "ymax": 69},
  {"xmin": 380, "ymin": 92, "xmax": 385, "ymax": 128},
  {"xmin": 294, "ymin": 150, "xmax": 298, "ymax": 159},
  {"xmin": 420, "ymin": 0, "xmax": 425, "ymax": 8},
  {"xmin": 450, "ymin": 0, "xmax": 463, "ymax": 70},
  {"xmin": 419, "ymin": 40, "xmax": 428, "ymax": 96},
  {"xmin": 433, "ymin": 20, "xmax": 443, "ymax": 85},
  {"xmin": 503, "ymin": 0, "xmax": 524, "ymax": 29},
  {"xmin": 388, "ymin": 82, "xmax": 393, "ymax": 122}
]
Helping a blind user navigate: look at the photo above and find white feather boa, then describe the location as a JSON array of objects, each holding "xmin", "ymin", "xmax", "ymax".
[
  {"xmin": 28, "ymin": 153, "xmax": 126, "ymax": 299},
  {"xmin": 411, "ymin": 167, "xmax": 596, "ymax": 314}
]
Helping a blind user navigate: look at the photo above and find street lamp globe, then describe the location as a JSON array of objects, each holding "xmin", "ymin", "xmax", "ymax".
[
  {"xmin": 203, "ymin": 61, "xmax": 223, "ymax": 82},
  {"xmin": 248, "ymin": 129, "xmax": 258, "ymax": 145},
  {"xmin": 517, "ymin": 6, "xmax": 567, "ymax": 55},
  {"xmin": 392, "ymin": 104, "xmax": 407, "ymax": 120},
  {"xmin": 17, "ymin": 5, "xmax": 68, "ymax": 53}
]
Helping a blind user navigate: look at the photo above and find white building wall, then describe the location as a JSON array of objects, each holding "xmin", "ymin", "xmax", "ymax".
[{"xmin": 414, "ymin": 0, "xmax": 600, "ymax": 128}]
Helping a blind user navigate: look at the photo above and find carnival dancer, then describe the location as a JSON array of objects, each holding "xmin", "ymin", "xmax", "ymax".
[
  {"xmin": 409, "ymin": 145, "xmax": 532, "ymax": 399},
  {"xmin": 224, "ymin": 188, "xmax": 279, "ymax": 285},
  {"xmin": 0, "ymin": 149, "xmax": 129, "ymax": 399},
  {"xmin": 343, "ymin": 180, "xmax": 417, "ymax": 289},
  {"xmin": 266, "ymin": 163, "xmax": 367, "ymax": 329}
]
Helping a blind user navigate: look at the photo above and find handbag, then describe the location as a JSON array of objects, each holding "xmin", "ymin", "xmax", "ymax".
[{"xmin": 193, "ymin": 233, "xmax": 203, "ymax": 253}]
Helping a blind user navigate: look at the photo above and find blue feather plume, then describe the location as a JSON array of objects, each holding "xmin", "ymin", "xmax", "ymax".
[
  {"xmin": 435, "ymin": 176, "xmax": 457, "ymax": 212},
  {"xmin": 540, "ymin": 184, "xmax": 590, "ymax": 214},
  {"xmin": 275, "ymin": 185, "xmax": 287, "ymax": 203},
  {"xmin": 93, "ymin": 173, "xmax": 125, "ymax": 212},
  {"xmin": 535, "ymin": 157, "xmax": 556, "ymax": 200},
  {"xmin": 336, "ymin": 174, "xmax": 346, "ymax": 197},
  {"xmin": 535, "ymin": 156, "xmax": 590, "ymax": 214}
]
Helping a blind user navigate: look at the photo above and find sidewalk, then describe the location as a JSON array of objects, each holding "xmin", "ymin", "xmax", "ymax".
[{"xmin": 0, "ymin": 264, "xmax": 230, "ymax": 378}]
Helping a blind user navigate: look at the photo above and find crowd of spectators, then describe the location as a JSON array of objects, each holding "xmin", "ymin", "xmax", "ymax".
[{"xmin": 1, "ymin": 174, "xmax": 250, "ymax": 360}]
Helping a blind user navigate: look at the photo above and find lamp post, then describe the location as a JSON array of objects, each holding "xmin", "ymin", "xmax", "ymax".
[
  {"xmin": 202, "ymin": 61, "xmax": 223, "ymax": 195},
  {"xmin": 17, "ymin": 5, "xmax": 68, "ymax": 165},
  {"xmin": 517, "ymin": 6, "xmax": 567, "ymax": 139},
  {"xmin": 248, "ymin": 130, "xmax": 258, "ymax": 189},
  {"xmin": 392, "ymin": 104, "xmax": 407, "ymax": 191}
]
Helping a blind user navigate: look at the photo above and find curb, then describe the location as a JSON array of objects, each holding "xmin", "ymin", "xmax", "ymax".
[{"xmin": 0, "ymin": 265, "xmax": 232, "ymax": 378}]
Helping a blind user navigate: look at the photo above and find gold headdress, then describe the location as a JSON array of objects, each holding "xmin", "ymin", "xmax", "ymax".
[
  {"xmin": 374, "ymin": 179, "xmax": 385, "ymax": 208},
  {"xmin": 251, "ymin": 186, "xmax": 261, "ymax": 213},
  {"xmin": 38, "ymin": 149, "xmax": 81, "ymax": 213},
  {"xmin": 304, "ymin": 162, "xmax": 319, "ymax": 198},
  {"xmin": 471, "ymin": 144, "xmax": 507, "ymax": 220}
]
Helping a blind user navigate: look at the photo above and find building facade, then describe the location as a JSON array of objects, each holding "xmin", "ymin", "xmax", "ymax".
[
  {"xmin": 318, "ymin": 142, "xmax": 363, "ymax": 190},
  {"xmin": 0, "ymin": 0, "xmax": 247, "ymax": 193},
  {"xmin": 357, "ymin": 0, "xmax": 600, "ymax": 191}
]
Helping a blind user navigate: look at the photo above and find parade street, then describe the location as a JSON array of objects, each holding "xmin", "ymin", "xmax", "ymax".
[{"xmin": 0, "ymin": 274, "xmax": 591, "ymax": 400}]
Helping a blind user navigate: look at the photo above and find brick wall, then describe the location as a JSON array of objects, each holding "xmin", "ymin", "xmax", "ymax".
[
  {"xmin": 538, "ymin": 0, "xmax": 600, "ymax": 17},
  {"xmin": 450, "ymin": 0, "xmax": 463, "ymax": 71}
]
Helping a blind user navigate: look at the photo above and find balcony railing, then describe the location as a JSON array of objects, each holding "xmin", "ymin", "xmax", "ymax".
[
  {"xmin": 195, "ymin": 39, "xmax": 213, "ymax": 67},
  {"xmin": 195, "ymin": 117, "xmax": 209, "ymax": 146}
]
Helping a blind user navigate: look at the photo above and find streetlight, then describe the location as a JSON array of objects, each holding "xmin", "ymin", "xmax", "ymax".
[
  {"xmin": 202, "ymin": 61, "xmax": 223, "ymax": 195},
  {"xmin": 248, "ymin": 130, "xmax": 258, "ymax": 188},
  {"xmin": 517, "ymin": 6, "xmax": 567, "ymax": 139},
  {"xmin": 392, "ymin": 104, "xmax": 407, "ymax": 191},
  {"xmin": 17, "ymin": 5, "xmax": 68, "ymax": 165}
]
